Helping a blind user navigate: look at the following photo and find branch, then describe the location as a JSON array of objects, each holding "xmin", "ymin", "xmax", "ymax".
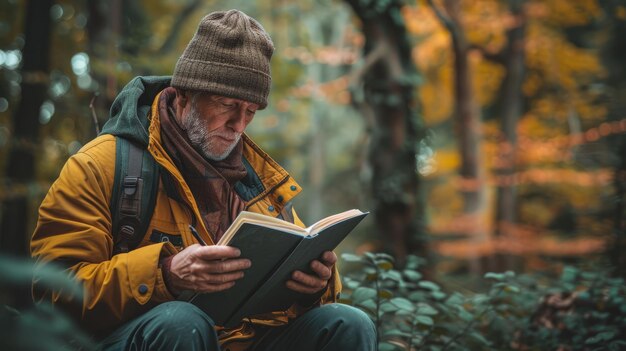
[
  {"xmin": 89, "ymin": 94, "xmax": 101, "ymax": 135},
  {"xmin": 348, "ymin": 40, "xmax": 386, "ymax": 88},
  {"xmin": 157, "ymin": 0, "xmax": 202, "ymax": 55},
  {"xmin": 426, "ymin": 0, "xmax": 455, "ymax": 34}
]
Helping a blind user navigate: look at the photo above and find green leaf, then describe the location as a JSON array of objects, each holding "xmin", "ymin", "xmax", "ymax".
[
  {"xmin": 345, "ymin": 280, "xmax": 360, "ymax": 290},
  {"xmin": 408, "ymin": 291, "xmax": 426, "ymax": 302},
  {"xmin": 431, "ymin": 291, "xmax": 447, "ymax": 300},
  {"xmin": 414, "ymin": 315, "xmax": 434, "ymax": 326},
  {"xmin": 383, "ymin": 329, "xmax": 411, "ymax": 338},
  {"xmin": 357, "ymin": 299, "xmax": 377, "ymax": 314},
  {"xmin": 581, "ymin": 272, "xmax": 597, "ymax": 281},
  {"xmin": 390, "ymin": 297, "xmax": 415, "ymax": 311},
  {"xmin": 418, "ymin": 281, "xmax": 440, "ymax": 291},
  {"xmin": 341, "ymin": 253, "xmax": 363, "ymax": 263},
  {"xmin": 352, "ymin": 287, "xmax": 377, "ymax": 303},
  {"xmin": 403, "ymin": 270, "xmax": 422, "ymax": 282},
  {"xmin": 416, "ymin": 303, "xmax": 439, "ymax": 316},
  {"xmin": 484, "ymin": 272, "xmax": 505, "ymax": 281},
  {"xmin": 457, "ymin": 306, "xmax": 474, "ymax": 322},
  {"xmin": 375, "ymin": 253, "xmax": 395, "ymax": 262},
  {"xmin": 446, "ymin": 292, "xmax": 465, "ymax": 306},
  {"xmin": 395, "ymin": 309, "xmax": 413, "ymax": 317},
  {"xmin": 364, "ymin": 267, "xmax": 377, "ymax": 275},
  {"xmin": 385, "ymin": 270, "xmax": 403, "ymax": 282},
  {"xmin": 560, "ymin": 266, "xmax": 579, "ymax": 282},
  {"xmin": 380, "ymin": 301, "xmax": 398, "ymax": 313},
  {"xmin": 585, "ymin": 331, "xmax": 616, "ymax": 344},
  {"xmin": 469, "ymin": 332, "xmax": 490, "ymax": 345},
  {"xmin": 364, "ymin": 252, "xmax": 377, "ymax": 261}
]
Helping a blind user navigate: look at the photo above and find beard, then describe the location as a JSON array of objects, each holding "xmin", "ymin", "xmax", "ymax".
[{"xmin": 182, "ymin": 104, "xmax": 242, "ymax": 161}]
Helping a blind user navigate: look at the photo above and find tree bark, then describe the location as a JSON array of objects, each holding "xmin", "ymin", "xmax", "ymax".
[
  {"xmin": 0, "ymin": 0, "xmax": 53, "ymax": 257},
  {"xmin": 494, "ymin": 0, "xmax": 526, "ymax": 238},
  {"xmin": 429, "ymin": 0, "xmax": 486, "ymax": 274},
  {"xmin": 600, "ymin": 0, "xmax": 626, "ymax": 277},
  {"xmin": 344, "ymin": 0, "xmax": 425, "ymax": 265},
  {"xmin": 430, "ymin": 0, "xmax": 485, "ymax": 215}
]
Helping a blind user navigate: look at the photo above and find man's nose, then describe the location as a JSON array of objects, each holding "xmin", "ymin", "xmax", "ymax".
[{"xmin": 229, "ymin": 108, "xmax": 248, "ymax": 133}]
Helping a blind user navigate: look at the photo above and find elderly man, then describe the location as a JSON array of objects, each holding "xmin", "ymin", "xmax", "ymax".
[{"xmin": 31, "ymin": 9, "xmax": 375, "ymax": 351}]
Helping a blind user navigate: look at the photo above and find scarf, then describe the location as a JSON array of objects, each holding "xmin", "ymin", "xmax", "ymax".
[{"xmin": 158, "ymin": 87, "xmax": 247, "ymax": 242}]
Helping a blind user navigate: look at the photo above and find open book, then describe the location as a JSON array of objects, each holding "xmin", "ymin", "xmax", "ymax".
[{"xmin": 185, "ymin": 209, "xmax": 368, "ymax": 328}]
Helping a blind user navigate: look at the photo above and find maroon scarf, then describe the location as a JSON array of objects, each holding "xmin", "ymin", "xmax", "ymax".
[{"xmin": 158, "ymin": 87, "xmax": 246, "ymax": 241}]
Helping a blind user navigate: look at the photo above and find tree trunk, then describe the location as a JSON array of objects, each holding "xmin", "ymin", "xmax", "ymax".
[
  {"xmin": 600, "ymin": 0, "xmax": 626, "ymax": 277},
  {"xmin": 429, "ymin": 0, "xmax": 486, "ymax": 274},
  {"xmin": 344, "ymin": 0, "xmax": 425, "ymax": 265},
  {"xmin": 0, "ymin": 0, "xmax": 53, "ymax": 257},
  {"xmin": 442, "ymin": 0, "xmax": 484, "ymax": 215},
  {"xmin": 494, "ymin": 0, "xmax": 526, "ymax": 238}
]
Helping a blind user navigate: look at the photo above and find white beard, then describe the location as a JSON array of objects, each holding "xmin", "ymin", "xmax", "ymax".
[{"xmin": 182, "ymin": 104, "xmax": 241, "ymax": 161}]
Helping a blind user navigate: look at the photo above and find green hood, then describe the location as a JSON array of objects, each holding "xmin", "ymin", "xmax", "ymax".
[{"xmin": 100, "ymin": 76, "xmax": 171, "ymax": 146}]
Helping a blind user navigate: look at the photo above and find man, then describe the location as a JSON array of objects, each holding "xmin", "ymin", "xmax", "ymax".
[{"xmin": 31, "ymin": 9, "xmax": 376, "ymax": 351}]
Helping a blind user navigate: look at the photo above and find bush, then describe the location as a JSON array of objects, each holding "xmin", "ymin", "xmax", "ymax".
[
  {"xmin": 339, "ymin": 253, "xmax": 626, "ymax": 351},
  {"xmin": 0, "ymin": 255, "xmax": 96, "ymax": 351}
]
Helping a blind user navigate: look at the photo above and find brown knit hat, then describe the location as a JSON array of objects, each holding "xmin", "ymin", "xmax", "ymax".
[{"xmin": 171, "ymin": 10, "xmax": 274, "ymax": 109}]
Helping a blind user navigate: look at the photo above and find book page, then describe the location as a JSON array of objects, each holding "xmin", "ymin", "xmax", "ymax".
[
  {"xmin": 218, "ymin": 211, "xmax": 307, "ymax": 245},
  {"xmin": 219, "ymin": 209, "xmax": 366, "ymax": 245},
  {"xmin": 307, "ymin": 209, "xmax": 366, "ymax": 235}
]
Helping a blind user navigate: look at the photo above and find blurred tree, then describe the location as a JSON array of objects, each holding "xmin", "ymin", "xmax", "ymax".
[
  {"xmin": 600, "ymin": 0, "xmax": 626, "ymax": 276},
  {"xmin": 428, "ymin": 0, "xmax": 485, "ymax": 218},
  {"xmin": 1, "ymin": 0, "xmax": 53, "ymax": 257},
  {"xmin": 344, "ymin": 0, "xmax": 426, "ymax": 265},
  {"xmin": 488, "ymin": 0, "xmax": 526, "ymax": 239}
]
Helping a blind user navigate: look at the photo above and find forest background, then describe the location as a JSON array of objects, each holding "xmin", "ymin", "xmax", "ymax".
[{"xmin": 0, "ymin": 0, "xmax": 625, "ymax": 349}]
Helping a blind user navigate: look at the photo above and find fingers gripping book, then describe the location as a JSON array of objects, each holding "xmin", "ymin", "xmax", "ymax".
[{"xmin": 182, "ymin": 209, "xmax": 368, "ymax": 327}]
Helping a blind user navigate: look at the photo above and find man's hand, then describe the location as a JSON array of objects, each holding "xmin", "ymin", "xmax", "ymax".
[
  {"xmin": 286, "ymin": 251, "xmax": 336, "ymax": 295},
  {"xmin": 168, "ymin": 244, "xmax": 251, "ymax": 293}
]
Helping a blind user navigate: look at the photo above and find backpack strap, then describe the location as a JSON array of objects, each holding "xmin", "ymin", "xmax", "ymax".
[{"xmin": 110, "ymin": 137, "xmax": 160, "ymax": 255}]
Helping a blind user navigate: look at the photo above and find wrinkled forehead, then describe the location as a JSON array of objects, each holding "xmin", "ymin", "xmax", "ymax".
[{"xmin": 192, "ymin": 91, "xmax": 260, "ymax": 108}]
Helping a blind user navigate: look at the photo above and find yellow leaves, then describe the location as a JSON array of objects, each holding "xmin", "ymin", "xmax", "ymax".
[
  {"xmin": 522, "ymin": 73, "xmax": 542, "ymax": 96},
  {"xmin": 525, "ymin": 22, "xmax": 605, "ymax": 92},
  {"xmin": 433, "ymin": 149, "xmax": 459, "ymax": 173},
  {"xmin": 473, "ymin": 59, "xmax": 505, "ymax": 106},
  {"xmin": 402, "ymin": 3, "xmax": 445, "ymax": 36},
  {"xmin": 463, "ymin": 0, "xmax": 509, "ymax": 50},
  {"xmin": 427, "ymin": 174, "xmax": 464, "ymax": 215},
  {"xmin": 543, "ymin": 0, "xmax": 602, "ymax": 27},
  {"xmin": 419, "ymin": 66, "xmax": 453, "ymax": 126}
]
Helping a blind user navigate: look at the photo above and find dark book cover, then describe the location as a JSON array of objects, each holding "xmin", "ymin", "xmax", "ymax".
[{"xmin": 187, "ymin": 211, "xmax": 368, "ymax": 327}]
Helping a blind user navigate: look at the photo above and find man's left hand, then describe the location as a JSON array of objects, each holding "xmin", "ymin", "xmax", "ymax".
[{"xmin": 286, "ymin": 251, "xmax": 336, "ymax": 295}]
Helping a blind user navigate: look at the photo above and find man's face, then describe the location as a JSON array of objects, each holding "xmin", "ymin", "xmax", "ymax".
[{"xmin": 179, "ymin": 93, "xmax": 258, "ymax": 161}]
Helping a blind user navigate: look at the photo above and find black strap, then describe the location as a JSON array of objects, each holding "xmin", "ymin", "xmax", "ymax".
[
  {"xmin": 111, "ymin": 138, "xmax": 159, "ymax": 255},
  {"xmin": 118, "ymin": 141, "xmax": 143, "ymax": 253}
]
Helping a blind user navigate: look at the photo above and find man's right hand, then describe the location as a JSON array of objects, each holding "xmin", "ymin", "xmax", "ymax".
[{"xmin": 168, "ymin": 244, "xmax": 251, "ymax": 294}]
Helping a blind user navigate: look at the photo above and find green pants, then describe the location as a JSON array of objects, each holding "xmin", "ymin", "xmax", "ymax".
[{"xmin": 99, "ymin": 301, "xmax": 377, "ymax": 351}]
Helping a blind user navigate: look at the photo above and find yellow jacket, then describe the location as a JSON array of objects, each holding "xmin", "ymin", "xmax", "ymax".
[{"xmin": 31, "ymin": 77, "xmax": 341, "ymax": 348}]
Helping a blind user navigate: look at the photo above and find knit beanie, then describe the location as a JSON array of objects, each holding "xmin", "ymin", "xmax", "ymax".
[{"xmin": 171, "ymin": 10, "xmax": 274, "ymax": 109}]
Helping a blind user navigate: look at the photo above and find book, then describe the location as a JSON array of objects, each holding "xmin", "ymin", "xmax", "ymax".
[{"xmin": 185, "ymin": 209, "xmax": 368, "ymax": 328}]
